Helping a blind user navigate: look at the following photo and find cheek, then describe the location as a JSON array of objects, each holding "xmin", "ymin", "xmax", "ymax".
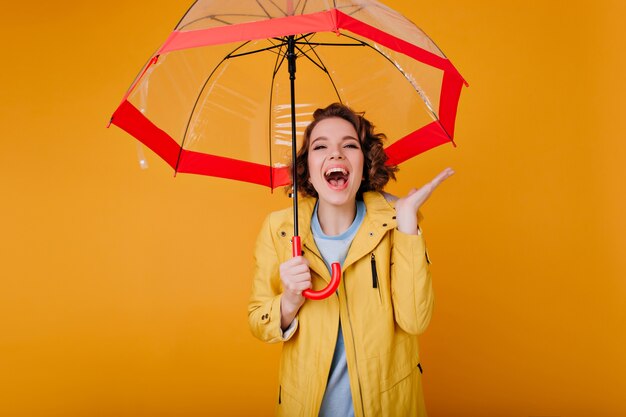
[
  {"xmin": 307, "ymin": 153, "xmax": 323, "ymax": 171},
  {"xmin": 305, "ymin": 159, "xmax": 319, "ymax": 183},
  {"xmin": 355, "ymin": 156, "xmax": 365, "ymax": 176}
]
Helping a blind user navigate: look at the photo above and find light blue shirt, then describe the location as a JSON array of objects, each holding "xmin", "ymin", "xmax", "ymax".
[{"xmin": 312, "ymin": 201, "xmax": 366, "ymax": 417}]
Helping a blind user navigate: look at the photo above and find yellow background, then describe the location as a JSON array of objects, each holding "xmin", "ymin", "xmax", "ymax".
[{"xmin": 1, "ymin": 1, "xmax": 625, "ymax": 416}]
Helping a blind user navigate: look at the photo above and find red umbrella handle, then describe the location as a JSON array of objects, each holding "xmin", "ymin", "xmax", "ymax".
[{"xmin": 291, "ymin": 236, "xmax": 341, "ymax": 300}]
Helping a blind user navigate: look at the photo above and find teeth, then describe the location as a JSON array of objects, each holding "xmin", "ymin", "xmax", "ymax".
[{"xmin": 325, "ymin": 167, "xmax": 348, "ymax": 176}]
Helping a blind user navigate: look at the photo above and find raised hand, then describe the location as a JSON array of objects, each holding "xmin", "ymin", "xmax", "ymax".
[{"xmin": 395, "ymin": 168, "xmax": 455, "ymax": 235}]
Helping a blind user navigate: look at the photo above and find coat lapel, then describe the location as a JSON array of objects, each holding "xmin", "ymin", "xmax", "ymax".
[
  {"xmin": 343, "ymin": 192, "xmax": 397, "ymax": 270},
  {"xmin": 275, "ymin": 192, "xmax": 398, "ymax": 280}
]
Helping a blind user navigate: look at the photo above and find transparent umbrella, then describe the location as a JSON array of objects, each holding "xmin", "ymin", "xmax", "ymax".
[{"xmin": 109, "ymin": 0, "xmax": 467, "ymax": 299}]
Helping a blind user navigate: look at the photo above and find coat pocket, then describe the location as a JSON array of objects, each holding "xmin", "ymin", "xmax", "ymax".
[
  {"xmin": 380, "ymin": 365, "xmax": 426, "ymax": 417},
  {"xmin": 379, "ymin": 336, "xmax": 426, "ymax": 416},
  {"xmin": 276, "ymin": 384, "xmax": 304, "ymax": 417},
  {"xmin": 379, "ymin": 335, "xmax": 419, "ymax": 392}
]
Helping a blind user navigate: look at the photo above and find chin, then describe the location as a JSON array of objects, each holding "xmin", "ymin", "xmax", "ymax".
[{"xmin": 317, "ymin": 187, "xmax": 359, "ymax": 207}]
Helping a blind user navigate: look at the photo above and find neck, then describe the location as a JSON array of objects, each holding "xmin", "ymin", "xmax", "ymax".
[{"xmin": 317, "ymin": 199, "xmax": 357, "ymax": 236}]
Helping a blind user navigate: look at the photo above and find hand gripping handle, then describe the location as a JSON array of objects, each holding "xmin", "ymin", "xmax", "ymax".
[{"xmin": 292, "ymin": 236, "xmax": 341, "ymax": 300}]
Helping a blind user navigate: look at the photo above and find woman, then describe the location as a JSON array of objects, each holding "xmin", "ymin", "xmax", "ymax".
[{"xmin": 248, "ymin": 103, "xmax": 454, "ymax": 417}]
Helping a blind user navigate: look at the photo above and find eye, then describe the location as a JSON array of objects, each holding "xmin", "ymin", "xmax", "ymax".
[
  {"xmin": 312, "ymin": 144, "xmax": 327, "ymax": 151},
  {"xmin": 344, "ymin": 143, "xmax": 360, "ymax": 149}
]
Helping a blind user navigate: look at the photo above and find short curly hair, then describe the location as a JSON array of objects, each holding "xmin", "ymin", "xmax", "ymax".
[{"xmin": 290, "ymin": 103, "xmax": 398, "ymax": 198}]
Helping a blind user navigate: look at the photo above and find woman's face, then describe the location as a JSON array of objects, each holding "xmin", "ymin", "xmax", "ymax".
[{"xmin": 307, "ymin": 117, "xmax": 364, "ymax": 209}]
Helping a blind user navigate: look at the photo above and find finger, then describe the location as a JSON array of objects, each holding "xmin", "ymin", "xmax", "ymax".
[
  {"xmin": 286, "ymin": 263, "xmax": 311, "ymax": 276},
  {"xmin": 406, "ymin": 168, "xmax": 455, "ymax": 199},
  {"xmin": 286, "ymin": 279, "xmax": 312, "ymax": 294},
  {"xmin": 290, "ymin": 271, "xmax": 312, "ymax": 283},
  {"xmin": 293, "ymin": 281, "xmax": 313, "ymax": 292},
  {"xmin": 281, "ymin": 266, "xmax": 311, "ymax": 280},
  {"xmin": 422, "ymin": 170, "xmax": 453, "ymax": 195},
  {"xmin": 430, "ymin": 167, "xmax": 455, "ymax": 187},
  {"xmin": 283, "ymin": 256, "xmax": 309, "ymax": 267},
  {"xmin": 280, "ymin": 258, "xmax": 309, "ymax": 275}
]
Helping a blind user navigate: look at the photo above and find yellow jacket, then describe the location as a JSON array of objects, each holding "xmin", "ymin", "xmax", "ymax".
[{"xmin": 248, "ymin": 191, "xmax": 434, "ymax": 417}]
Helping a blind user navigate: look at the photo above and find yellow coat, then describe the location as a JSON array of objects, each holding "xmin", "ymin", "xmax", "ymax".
[{"xmin": 248, "ymin": 191, "xmax": 434, "ymax": 417}]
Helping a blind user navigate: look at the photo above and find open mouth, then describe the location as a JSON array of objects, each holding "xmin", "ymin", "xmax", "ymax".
[{"xmin": 324, "ymin": 167, "xmax": 349, "ymax": 189}]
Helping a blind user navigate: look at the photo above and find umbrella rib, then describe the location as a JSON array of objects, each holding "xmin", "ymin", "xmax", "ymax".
[
  {"xmin": 177, "ymin": 13, "xmax": 270, "ymax": 30},
  {"xmin": 293, "ymin": 34, "xmax": 363, "ymax": 81},
  {"xmin": 268, "ymin": 42, "xmax": 289, "ymax": 188},
  {"xmin": 267, "ymin": 0, "xmax": 289, "ymax": 17},
  {"xmin": 267, "ymin": 41, "xmax": 285, "ymax": 190},
  {"xmin": 298, "ymin": 37, "xmax": 344, "ymax": 104},
  {"xmin": 256, "ymin": 0, "xmax": 272, "ymax": 19},
  {"xmin": 294, "ymin": 32, "xmax": 365, "ymax": 50},
  {"xmin": 294, "ymin": 44, "xmax": 327, "ymax": 73},
  {"xmin": 265, "ymin": 38, "xmax": 289, "ymax": 57},
  {"xmin": 294, "ymin": 0, "xmax": 304, "ymax": 14},
  {"xmin": 330, "ymin": 4, "xmax": 364, "ymax": 16},
  {"xmin": 228, "ymin": 42, "xmax": 288, "ymax": 59},
  {"xmin": 274, "ymin": 33, "xmax": 312, "ymax": 44},
  {"xmin": 340, "ymin": 33, "xmax": 441, "ymax": 123},
  {"xmin": 342, "ymin": 5, "xmax": 364, "ymax": 16},
  {"xmin": 272, "ymin": 43, "xmax": 289, "ymax": 78},
  {"xmin": 210, "ymin": 16, "xmax": 234, "ymax": 26},
  {"xmin": 295, "ymin": 42, "xmax": 366, "ymax": 47},
  {"xmin": 175, "ymin": 3, "xmax": 361, "ymax": 31},
  {"xmin": 176, "ymin": 41, "xmax": 254, "ymax": 173},
  {"xmin": 174, "ymin": 0, "xmax": 199, "ymax": 30}
]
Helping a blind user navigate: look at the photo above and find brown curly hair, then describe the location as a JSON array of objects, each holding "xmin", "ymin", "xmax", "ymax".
[{"xmin": 290, "ymin": 103, "xmax": 398, "ymax": 198}]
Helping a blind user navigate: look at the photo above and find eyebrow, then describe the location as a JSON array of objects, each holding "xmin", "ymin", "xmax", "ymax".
[{"xmin": 310, "ymin": 136, "xmax": 359, "ymax": 146}]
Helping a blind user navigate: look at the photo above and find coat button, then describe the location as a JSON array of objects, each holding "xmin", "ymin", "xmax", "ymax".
[
  {"xmin": 382, "ymin": 223, "xmax": 388, "ymax": 227},
  {"xmin": 369, "ymin": 232, "xmax": 374, "ymax": 237},
  {"xmin": 280, "ymin": 231, "xmax": 286, "ymax": 237}
]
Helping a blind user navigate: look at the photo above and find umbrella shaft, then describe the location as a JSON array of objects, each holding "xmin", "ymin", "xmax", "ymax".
[{"xmin": 288, "ymin": 35, "xmax": 299, "ymax": 238}]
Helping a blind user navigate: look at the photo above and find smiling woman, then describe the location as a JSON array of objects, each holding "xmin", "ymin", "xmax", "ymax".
[{"xmin": 247, "ymin": 103, "xmax": 454, "ymax": 416}]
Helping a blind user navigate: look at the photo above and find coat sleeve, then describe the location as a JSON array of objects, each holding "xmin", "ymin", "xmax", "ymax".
[
  {"xmin": 390, "ymin": 228, "xmax": 435, "ymax": 335},
  {"xmin": 248, "ymin": 214, "xmax": 299, "ymax": 343}
]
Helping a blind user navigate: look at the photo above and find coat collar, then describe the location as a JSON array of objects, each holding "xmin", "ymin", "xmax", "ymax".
[{"xmin": 284, "ymin": 191, "xmax": 398, "ymax": 279}]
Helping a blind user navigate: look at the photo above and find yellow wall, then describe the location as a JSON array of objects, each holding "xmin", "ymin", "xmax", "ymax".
[{"xmin": 1, "ymin": 1, "xmax": 624, "ymax": 416}]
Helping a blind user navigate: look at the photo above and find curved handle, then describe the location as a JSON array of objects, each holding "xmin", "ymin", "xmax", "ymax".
[
  {"xmin": 291, "ymin": 236, "xmax": 341, "ymax": 300},
  {"xmin": 303, "ymin": 262, "xmax": 341, "ymax": 300}
]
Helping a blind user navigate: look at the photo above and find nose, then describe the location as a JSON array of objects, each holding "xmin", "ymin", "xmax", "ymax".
[{"xmin": 329, "ymin": 149, "xmax": 344, "ymax": 160}]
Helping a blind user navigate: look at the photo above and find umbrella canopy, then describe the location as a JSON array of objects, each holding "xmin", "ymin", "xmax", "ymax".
[
  {"xmin": 110, "ymin": 0, "xmax": 467, "ymax": 189},
  {"xmin": 109, "ymin": 0, "xmax": 467, "ymax": 300}
]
